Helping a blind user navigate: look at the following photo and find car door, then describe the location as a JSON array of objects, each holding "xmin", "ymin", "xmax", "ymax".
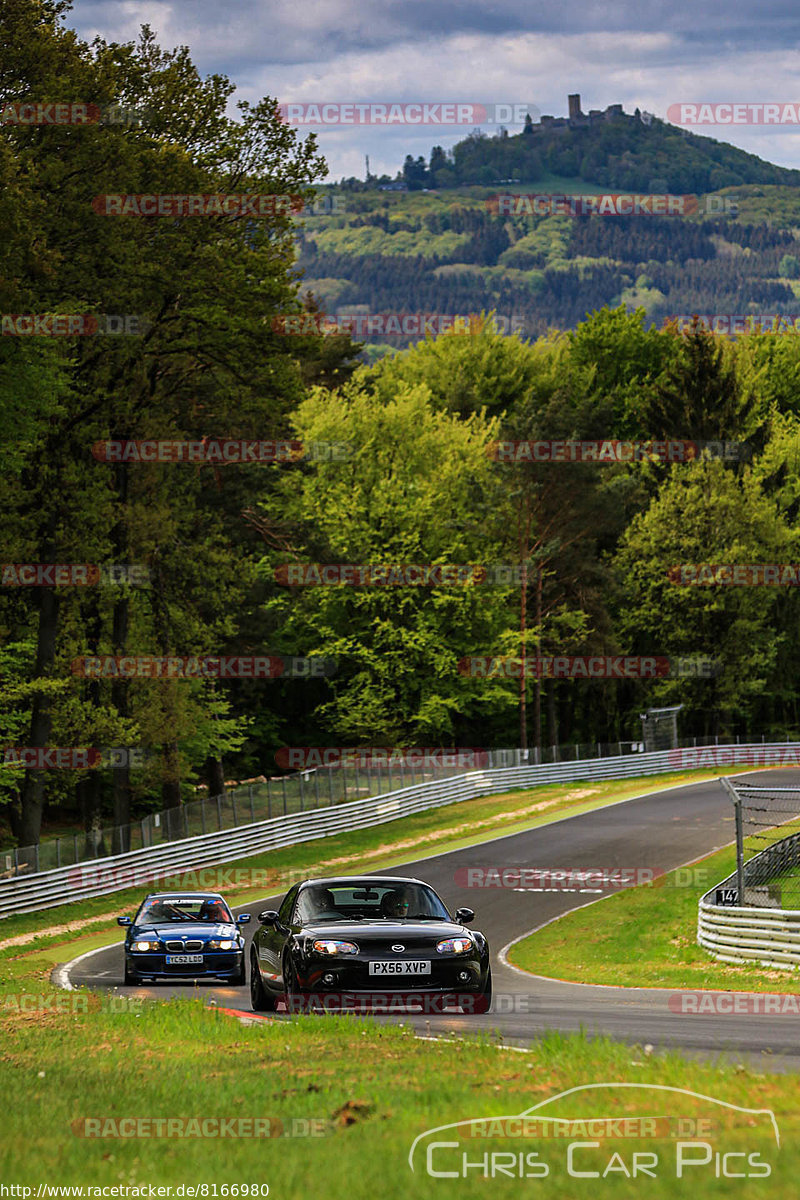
[{"xmin": 259, "ymin": 885, "xmax": 298, "ymax": 994}]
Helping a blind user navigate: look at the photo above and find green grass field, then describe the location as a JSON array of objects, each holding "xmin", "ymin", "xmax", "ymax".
[{"xmin": 1, "ymin": 982, "xmax": 798, "ymax": 1196}]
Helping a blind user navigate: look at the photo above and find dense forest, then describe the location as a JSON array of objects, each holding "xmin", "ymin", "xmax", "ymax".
[
  {"xmin": 2, "ymin": 2, "xmax": 800, "ymax": 853},
  {"xmin": 297, "ymin": 195, "xmax": 800, "ymax": 343}
]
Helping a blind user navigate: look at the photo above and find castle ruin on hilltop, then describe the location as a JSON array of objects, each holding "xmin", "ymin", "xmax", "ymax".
[{"xmin": 538, "ymin": 94, "xmax": 626, "ymax": 129}]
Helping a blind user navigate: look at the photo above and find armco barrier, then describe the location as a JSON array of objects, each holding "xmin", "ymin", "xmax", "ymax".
[
  {"xmin": 698, "ymin": 825, "xmax": 800, "ymax": 970},
  {"xmin": 3, "ymin": 741, "xmax": 799, "ymax": 919},
  {"xmin": 698, "ymin": 895, "xmax": 800, "ymax": 970}
]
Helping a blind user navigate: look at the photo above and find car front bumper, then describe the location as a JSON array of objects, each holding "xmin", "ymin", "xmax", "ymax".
[{"xmin": 126, "ymin": 950, "xmax": 243, "ymax": 978}]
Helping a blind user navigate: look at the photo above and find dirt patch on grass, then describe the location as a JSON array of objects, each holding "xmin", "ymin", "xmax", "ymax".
[{"xmin": 0, "ymin": 913, "xmax": 120, "ymax": 953}]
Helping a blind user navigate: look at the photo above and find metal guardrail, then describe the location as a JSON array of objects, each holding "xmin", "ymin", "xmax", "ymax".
[
  {"xmin": 699, "ymin": 826, "xmax": 800, "ymax": 970},
  {"xmin": 698, "ymin": 898, "xmax": 800, "ymax": 970},
  {"xmin": 4, "ymin": 734, "xmax": 778, "ymax": 877},
  {"xmin": 3, "ymin": 740, "xmax": 799, "ymax": 920}
]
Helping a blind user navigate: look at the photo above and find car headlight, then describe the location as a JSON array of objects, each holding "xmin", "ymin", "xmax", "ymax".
[
  {"xmin": 207, "ymin": 939, "xmax": 235, "ymax": 950},
  {"xmin": 436, "ymin": 937, "xmax": 473, "ymax": 954},
  {"xmin": 133, "ymin": 940, "xmax": 160, "ymax": 952},
  {"xmin": 312, "ymin": 940, "xmax": 358, "ymax": 956}
]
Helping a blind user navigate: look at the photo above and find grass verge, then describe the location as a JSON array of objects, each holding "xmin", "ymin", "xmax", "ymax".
[
  {"xmin": 0, "ymin": 978, "xmax": 797, "ymax": 1196},
  {"xmin": 508, "ymin": 842, "xmax": 800, "ymax": 991}
]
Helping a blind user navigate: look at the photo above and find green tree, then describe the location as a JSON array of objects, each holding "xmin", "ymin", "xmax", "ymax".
[
  {"xmin": 256, "ymin": 374, "xmax": 513, "ymax": 743},
  {"xmin": 614, "ymin": 459, "xmax": 796, "ymax": 735}
]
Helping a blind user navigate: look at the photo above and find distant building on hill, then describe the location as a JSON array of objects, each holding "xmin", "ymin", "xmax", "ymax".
[{"xmin": 537, "ymin": 95, "xmax": 632, "ymax": 130}]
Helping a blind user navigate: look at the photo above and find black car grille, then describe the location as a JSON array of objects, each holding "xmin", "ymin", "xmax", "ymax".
[
  {"xmin": 357, "ymin": 938, "xmax": 438, "ymax": 953},
  {"xmin": 165, "ymin": 939, "xmax": 203, "ymax": 952}
]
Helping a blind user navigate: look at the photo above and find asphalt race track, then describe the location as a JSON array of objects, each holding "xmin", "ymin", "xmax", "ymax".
[{"xmin": 61, "ymin": 769, "xmax": 800, "ymax": 1070}]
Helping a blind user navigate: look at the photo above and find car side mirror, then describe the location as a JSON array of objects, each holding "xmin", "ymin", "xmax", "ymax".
[
  {"xmin": 117, "ymin": 916, "xmax": 132, "ymax": 926},
  {"xmin": 454, "ymin": 907, "xmax": 474, "ymax": 924},
  {"xmin": 236, "ymin": 913, "xmax": 251, "ymax": 924},
  {"xmin": 258, "ymin": 910, "xmax": 280, "ymax": 925}
]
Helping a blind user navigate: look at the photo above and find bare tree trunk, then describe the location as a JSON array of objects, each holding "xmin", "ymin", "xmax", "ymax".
[
  {"xmin": 79, "ymin": 772, "xmax": 106, "ymax": 857},
  {"xmin": 519, "ymin": 494, "xmax": 531, "ymax": 751},
  {"xmin": 17, "ymin": 548, "xmax": 59, "ymax": 847},
  {"xmin": 205, "ymin": 755, "xmax": 225, "ymax": 798},
  {"xmin": 110, "ymin": 438, "xmax": 131, "ymax": 840},
  {"xmin": 548, "ymin": 679, "xmax": 559, "ymax": 750},
  {"xmin": 533, "ymin": 563, "xmax": 543, "ymax": 752}
]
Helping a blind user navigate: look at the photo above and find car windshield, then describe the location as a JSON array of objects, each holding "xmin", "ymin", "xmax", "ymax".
[
  {"xmin": 136, "ymin": 896, "xmax": 233, "ymax": 926},
  {"xmin": 294, "ymin": 883, "xmax": 449, "ymax": 922}
]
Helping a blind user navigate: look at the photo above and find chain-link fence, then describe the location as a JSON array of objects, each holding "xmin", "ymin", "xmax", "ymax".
[
  {"xmin": 3, "ymin": 751, "xmax": 522, "ymax": 878},
  {"xmin": 722, "ymin": 778, "xmax": 800, "ymax": 908},
  {"xmin": 0, "ymin": 732, "xmax": 782, "ymax": 879}
]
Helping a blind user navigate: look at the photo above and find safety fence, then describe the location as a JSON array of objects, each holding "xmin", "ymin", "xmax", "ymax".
[
  {"xmin": 698, "ymin": 776, "xmax": 800, "ymax": 969},
  {"xmin": 3, "ymin": 740, "xmax": 800, "ymax": 918},
  {"xmin": 3, "ymin": 734, "xmax": 786, "ymax": 878}
]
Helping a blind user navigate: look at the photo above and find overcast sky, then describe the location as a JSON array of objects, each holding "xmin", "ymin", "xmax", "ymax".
[{"xmin": 67, "ymin": 0, "xmax": 800, "ymax": 180}]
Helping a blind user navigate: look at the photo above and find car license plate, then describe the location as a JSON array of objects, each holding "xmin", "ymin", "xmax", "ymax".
[
  {"xmin": 369, "ymin": 960, "xmax": 431, "ymax": 975},
  {"xmin": 166, "ymin": 954, "xmax": 203, "ymax": 964}
]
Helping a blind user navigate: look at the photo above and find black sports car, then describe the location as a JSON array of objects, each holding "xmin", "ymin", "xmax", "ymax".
[
  {"xmin": 118, "ymin": 891, "xmax": 250, "ymax": 984},
  {"xmin": 249, "ymin": 875, "xmax": 491, "ymax": 1013}
]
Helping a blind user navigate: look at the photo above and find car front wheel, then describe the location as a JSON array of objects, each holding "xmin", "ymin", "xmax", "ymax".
[
  {"xmin": 250, "ymin": 949, "xmax": 276, "ymax": 1012},
  {"xmin": 462, "ymin": 967, "xmax": 492, "ymax": 1013},
  {"xmin": 282, "ymin": 951, "xmax": 304, "ymax": 1014}
]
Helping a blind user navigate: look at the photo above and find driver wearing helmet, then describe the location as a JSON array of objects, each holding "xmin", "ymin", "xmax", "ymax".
[{"xmin": 200, "ymin": 897, "xmax": 229, "ymax": 923}]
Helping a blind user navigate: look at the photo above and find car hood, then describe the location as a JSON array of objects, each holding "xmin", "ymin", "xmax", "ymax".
[
  {"xmin": 132, "ymin": 922, "xmax": 238, "ymax": 939},
  {"xmin": 302, "ymin": 920, "xmax": 472, "ymax": 941}
]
